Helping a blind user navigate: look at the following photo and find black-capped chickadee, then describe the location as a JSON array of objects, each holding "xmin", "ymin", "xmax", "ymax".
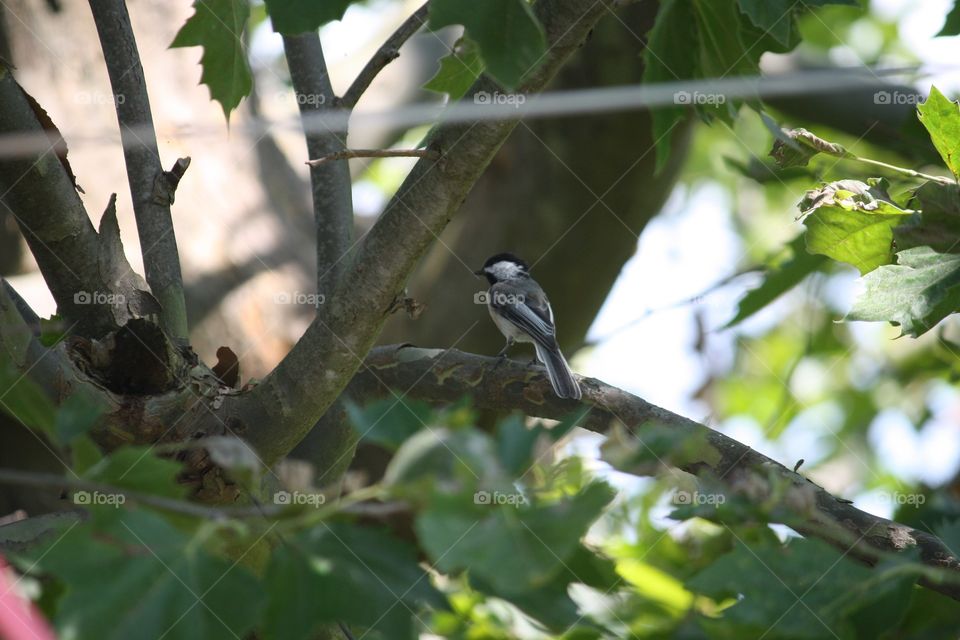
[{"xmin": 475, "ymin": 253, "xmax": 582, "ymax": 400}]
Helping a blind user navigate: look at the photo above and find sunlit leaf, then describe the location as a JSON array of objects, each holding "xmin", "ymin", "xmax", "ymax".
[
  {"xmin": 727, "ymin": 235, "xmax": 827, "ymax": 327},
  {"xmin": 918, "ymin": 86, "xmax": 960, "ymax": 178},
  {"xmin": 847, "ymin": 246, "xmax": 960, "ymax": 337},
  {"xmin": 424, "ymin": 38, "xmax": 484, "ymax": 100},
  {"xmin": 801, "ymin": 179, "xmax": 912, "ymax": 274},
  {"xmin": 263, "ymin": 0, "xmax": 355, "ymax": 34},
  {"xmin": 429, "ymin": 0, "xmax": 545, "ymax": 90},
  {"xmin": 171, "ymin": 0, "xmax": 252, "ymax": 121},
  {"xmin": 263, "ymin": 524, "xmax": 446, "ymax": 640}
]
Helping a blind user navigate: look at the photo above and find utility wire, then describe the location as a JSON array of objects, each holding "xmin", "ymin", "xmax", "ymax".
[{"xmin": 0, "ymin": 66, "xmax": 939, "ymax": 160}]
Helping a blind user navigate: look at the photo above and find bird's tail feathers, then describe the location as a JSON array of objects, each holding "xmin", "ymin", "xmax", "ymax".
[{"xmin": 534, "ymin": 343, "xmax": 582, "ymax": 400}]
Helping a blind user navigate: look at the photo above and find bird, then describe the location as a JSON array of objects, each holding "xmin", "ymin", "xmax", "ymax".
[{"xmin": 474, "ymin": 252, "xmax": 582, "ymax": 400}]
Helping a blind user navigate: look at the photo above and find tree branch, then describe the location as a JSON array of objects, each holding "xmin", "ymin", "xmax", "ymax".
[
  {"xmin": 339, "ymin": 2, "xmax": 429, "ymax": 109},
  {"xmin": 349, "ymin": 345, "xmax": 960, "ymax": 602},
  {"xmin": 281, "ymin": 32, "xmax": 353, "ymax": 306},
  {"xmin": 231, "ymin": 0, "xmax": 614, "ymax": 465},
  {"xmin": 88, "ymin": 0, "xmax": 188, "ymax": 341},
  {"xmin": 0, "ymin": 70, "xmax": 119, "ymax": 337}
]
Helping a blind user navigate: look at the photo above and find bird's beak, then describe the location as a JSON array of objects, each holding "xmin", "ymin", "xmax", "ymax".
[{"xmin": 473, "ymin": 269, "xmax": 485, "ymax": 277}]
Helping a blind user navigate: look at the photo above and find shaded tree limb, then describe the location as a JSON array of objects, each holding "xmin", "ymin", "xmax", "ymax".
[
  {"xmin": 281, "ymin": 33, "xmax": 358, "ymax": 488},
  {"xmin": 232, "ymin": 0, "xmax": 618, "ymax": 464},
  {"xmin": 0, "ymin": 70, "xmax": 116, "ymax": 337},
  {"xmin": 339, "ymin": 2, "xmax": 429, "ymax": 110},
  {"xmin": 349, "ymin": 345, "xmax": 960, "ymax": 602},
  {"xmin": 281, "ymin": 32, "xmax": 353, "ymax": 305},
  {"xmin": 88, "ymin": 0, "xmax": 188, "ymax": 342}
]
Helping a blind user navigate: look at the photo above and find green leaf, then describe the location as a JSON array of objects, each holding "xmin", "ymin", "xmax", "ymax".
[
  {"xmin": 801, "ymin": 180, "xmax": 912, "ymax": 274},
  {"xmin": 918, "ymin": 86, "xmax": 960, "ymax": 178},
  {"xmin": 693, "ymin": 0, "xmax": 758, "ymax": 80},
  {"xmin": 33, "ymin": 510, "xmax": 264, "ymax": 640},
  {"xmin": 736, "ymin": 0, "xmax": 796, "ymax": 46},
  {"xmin": 726, "ymin": 235, "xmax": 827, "ymax": 327},
  {"xmin": 843, "ymin": 555, "xmax": 920, "ymax": 640},
  {"xmin": 347, "ymin": 398, "xmax": 434, "ymax": 451},
  {"xmin": 384, "ymin": 427, "xmax": 507, "ymax": 491},
  {"xmin": 429, "ymin": 0, "xmax": 546, "ymax": 90},
  {"xmin": 263, "ymin": 524, "xmax": 446, "ymax": 640},
  {"xmin": 934, "ymin": 519, "xmax": 960, "ymax": 558},
  {"xmin": 894, "ymin": 182, "xmax": 960, "ymax": 254},
  {"xmin": 737, "ymin": 0, "xmax": 856, "ymax": 47},
  {"xmin": 416, "ymin": 482, "xmax": 615, "ymax": 595},
  {"xmin": 171, "ymin": 0, "xmax": 252, "ymax": 121},
  {"xmin": 601, "ymin": 423, "xmax": 720, "ymax": 477},
  {"xmin": 0, "ymin": 357, "xmax": 56, "ymax": 438},
  {"xmin": 847, "ymin": 246, "xmax": 960, "ymax": 337},
  {"xmin": 688, "ymin": 537, "xmax": 917, "ymax": 639},
  {"xmin": 71, "ymin": 436, "xmax": 103, "ymax": 475},
  {"xmin": 424, "ymin": 38, "xmax": 484, "ymax": 100},
  {"xmin": 55, "ymin": 392, "xmax": 103, "ymax": 444},
  {"xmin": 497, "ymin": 413, "xmax": 539, "ymax": 475},
  {"xmin": 83, "ymin": 446, "xmax": 186, "ymax": 499},
  {"xmin": 263, "ymin": 0, "xmax": 354, "ymax": 34},
  {"xmin": 938, "ymin": 2, "xmax": 960, "ymax": 37},
  {"xmin": 643, "ymin": 0, "xmax": 698, "ymax": 172}
]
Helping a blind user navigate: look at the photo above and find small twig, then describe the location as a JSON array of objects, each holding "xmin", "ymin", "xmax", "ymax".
[
  {"xmin": 151, "ymin": 156, "xmax": 191, "ymax": 206},
  {"xmin": 849, "ymin": 155, "xmax": 955, "ymax": 185},
  {"xmin": 339, "ymin": 2, "xmax": 429, "ymax": 109},
  {"xmin": 306, "ymin": 148, "xmax": 440, "ymax": 167}
]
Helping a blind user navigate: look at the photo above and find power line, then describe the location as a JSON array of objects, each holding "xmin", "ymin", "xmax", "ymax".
[{"xmin": 0, "ymin": 66, "xmax": 939, "ymax": 160}]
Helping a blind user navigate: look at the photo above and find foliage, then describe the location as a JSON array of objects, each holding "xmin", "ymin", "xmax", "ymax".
[
  {"xmin": 643, "ymin": 0, "xmax": 856, "ymax": 171},
  {"xmin": 171, "ymin": 0, "xmax": 252, "ymax": 121},
  {"xmin": 4, "ymin": 383, "xmax": 960, "ymax": 638}
]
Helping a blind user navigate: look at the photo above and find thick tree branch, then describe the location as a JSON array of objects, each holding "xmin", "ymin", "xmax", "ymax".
[
  {"xmin": 349, "ymin": 345, "xmax": 960, "ymax": 602},
  {"xmin": 339, "ymin": 2, "xmax": 429, "ymax": 109},
  {"xmin": 281, "ymin": 32, "xmax": 353, "ymax": 304},
  {"xmin": 0, "ymin": 70, "xmax": 119, "ymax": 337},
  {"xmin": 232, "ymin": 0, "xmax": 615, "ymax": 464},
  {"xmin": 88, "ymin": 0, "xmax": 188, "ymax": 341}
]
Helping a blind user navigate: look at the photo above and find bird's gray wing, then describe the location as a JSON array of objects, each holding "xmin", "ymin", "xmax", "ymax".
[{"xmin": 490, "ymin": 282, "xmax": 556, "ymax": 348}]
